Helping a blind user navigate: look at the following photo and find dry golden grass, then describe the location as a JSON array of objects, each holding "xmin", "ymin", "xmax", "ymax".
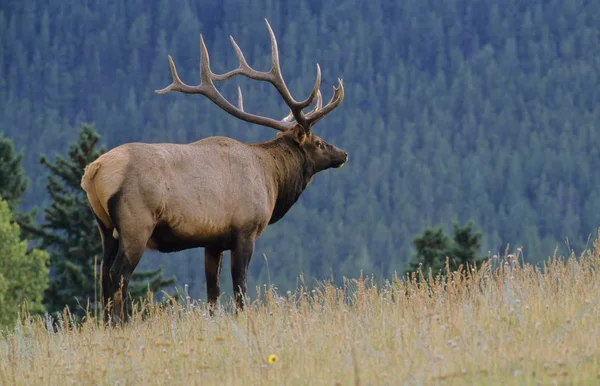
[{"xmin": 3, "ymin": 239, "xmax": 600, "ymax": 385}]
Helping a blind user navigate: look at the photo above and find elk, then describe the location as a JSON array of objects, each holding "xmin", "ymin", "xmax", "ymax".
[{"xmin": 81, "ymin": 19, "xmax": 347, "ymax": 323}]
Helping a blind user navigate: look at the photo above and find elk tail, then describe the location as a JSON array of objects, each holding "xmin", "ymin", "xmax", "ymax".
[
  {"xmin": 81, "ymin": 161, "xmax": 115, "ymax": 235},
  {"xmin": 81, "ymin": 162, "xmax": 101, "ymax": 193}
]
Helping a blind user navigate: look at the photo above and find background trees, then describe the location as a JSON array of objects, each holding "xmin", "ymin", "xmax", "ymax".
[
  {"xmin": 404, "ymin": 222, "xmax": 486, "ymax": 278},
  {"xmin": 1, "ymin": 0, "xmax": 599, "ymax": 299}
]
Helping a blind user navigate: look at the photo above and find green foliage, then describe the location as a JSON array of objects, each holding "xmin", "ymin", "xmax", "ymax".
[
  {"xmin": 0, "ymin": 197, "xmax": 49, "ymax": 329},
  {"xmin": 24, "ymin": 124, "xmax": 174, "ymax": 317},
  {"xmin": 405, "ymin": 222, "xmax": 487, "ymax": 277}
]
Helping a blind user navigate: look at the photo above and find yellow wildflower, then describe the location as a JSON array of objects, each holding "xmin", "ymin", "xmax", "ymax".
[{"xmin": 268, "ymin": 354, "xmax": 278, "ymax": 364}]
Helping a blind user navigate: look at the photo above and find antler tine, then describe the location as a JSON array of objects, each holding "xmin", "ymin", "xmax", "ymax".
[
  {"xmin": 199, "ymin": 34, "xmax": 215, "ymax": 86},
  {"xmin": 305, "ymin": 79, "xmax": 345, "ymax": 127},
  {"xmin": 263, "ymin": 20, "xmax": 321, "ymax": 117},
  {"xmin": 282, "ymin": 90, "xmax": 322, "ymax": 122},
  {"xmin": 306, "ymin": 64, "xmax": 322, "ymax": 108},
  {"xmin": 281, "ymin": 111, "xmax": 294, "ymax": 123},
  {"xmin": 209, "ymin": 35, "xmax": 262, "ymax": 82},
  {"xmin": 229, "ymin": 36, "xmax": 252, "ymax": 73},
  {"xmin": 313, "ymin": 89, "xmax": 323, "ymax": 111},
  {"xmin": 237, "ymin": 86, "xmax": 244, "ymax": 111},
  {"xmin": 155, "ymin": 56, "xmax": 186, "ymax": 95}
]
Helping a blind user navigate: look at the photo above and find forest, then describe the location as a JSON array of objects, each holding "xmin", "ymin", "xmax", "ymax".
[{"xmin": 1, "ymin": 0, "xmax": 599, "ymax": 309}]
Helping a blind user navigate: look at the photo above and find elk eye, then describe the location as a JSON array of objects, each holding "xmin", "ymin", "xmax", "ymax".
[{"xmin": 316, "ymin": 141, "xmax": 322, "ymax": 148}]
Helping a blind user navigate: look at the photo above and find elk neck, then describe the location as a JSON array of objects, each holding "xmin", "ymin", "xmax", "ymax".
[{"xmin": 254, "ymin": 135, "xmax": 315, "ymax": 224}]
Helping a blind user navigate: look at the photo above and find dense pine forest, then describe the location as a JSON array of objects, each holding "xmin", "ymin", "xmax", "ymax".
[{"xmin": 1, "ymin": 0, "xmax": 600, "ymax": 300}]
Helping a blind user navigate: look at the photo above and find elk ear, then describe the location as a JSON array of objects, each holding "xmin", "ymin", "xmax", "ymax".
[{"xmin": 291, "ymin": 125, "xmax": 307, "ymax": 145}]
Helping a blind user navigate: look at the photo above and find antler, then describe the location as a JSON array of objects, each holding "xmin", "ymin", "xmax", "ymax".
[
  {"xmin": 238, "ymin": 87, "xmax": 323, "ymax": 122},
  {"xmin": 155, "ymin": 19, "xmax": 344, "ymax": 132},
  {"xmin": 282, "ymin": 90, "xmax": 322, "ymax": 122},
  {"xmin": 305, "ymin": 79, "xmax": 344, "ymax": 127}
]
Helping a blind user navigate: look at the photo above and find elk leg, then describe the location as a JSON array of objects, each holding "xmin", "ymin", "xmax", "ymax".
[
  {"xmin": 97, "ymin": 222, "xmax": 119, "ymax": 324},
  {"xmin": 108, "ymin": 242, "xmax": 146, "ymax": 324},
  {"xmin": 205, "ymin": 248, "xmax": 224, "ymax": 315},
  {"xmin": 106, "ymin": 208, "xmax": 153, "ymax": 324},
  {"xmin": 230, "ymin": 238, "xmax": 254, "ymax": 311}
]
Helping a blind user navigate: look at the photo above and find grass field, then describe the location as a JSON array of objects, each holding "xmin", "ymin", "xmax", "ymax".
[{"xmin": 2, "ymin": 240, "xmax": 600, "ymax": 385}]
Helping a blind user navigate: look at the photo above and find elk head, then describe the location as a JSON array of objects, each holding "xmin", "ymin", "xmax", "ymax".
[{"xmin": 279, "ymin": 92, "xmax": 348, "ymax": 172}]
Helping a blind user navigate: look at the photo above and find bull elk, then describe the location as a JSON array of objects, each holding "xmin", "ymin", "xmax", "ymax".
[{"xmin": 81, "ymin": 19, "xmax": 347, "ymax": 323}]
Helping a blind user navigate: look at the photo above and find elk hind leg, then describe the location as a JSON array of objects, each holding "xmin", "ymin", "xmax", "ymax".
[
  {"xmin": 96, "ymin": 218, "xmax": 119, "ymax": 324},
  {"xmin": 107, "ymin": 238, "xmax": 149, "ymax": 323},
  {"xmin": 106, "ymin": 207, "xmax": 154, "ymax": 324}
]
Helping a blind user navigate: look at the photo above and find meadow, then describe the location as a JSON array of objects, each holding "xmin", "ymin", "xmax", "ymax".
[{"xmin": 2, "ymin": 239, "xmax": 600, "ymax": 385}]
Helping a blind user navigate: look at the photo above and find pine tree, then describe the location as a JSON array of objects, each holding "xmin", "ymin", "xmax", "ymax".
[
  {"xmin": 404, "ymin": 221, "xmax": 487, "ymax": 278},
  {"xmin": 0, "ymin": 197, "xmax": 49, "ymax": 329},
  {"xmin": 446, "ymin": 222, "xmax": 487, "ymax": 270},
  {"xmin": 0, "ymin": 133, "xmax": 28, "ymax": 211},
  {"xmin": 0, "ymin": 133, "xmax": 36, "ymax": 229},
  {"xmin": 26, "ymin": 124, "xmax": 175, "ymax": 317}
]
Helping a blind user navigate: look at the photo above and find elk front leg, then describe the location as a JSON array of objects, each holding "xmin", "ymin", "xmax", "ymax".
[
  {"xmin": 231, "ymin": 238, "xmax": 254, "ymax": 311},
  {"xmin": 205, "ymin": 248, "xmax": 224, "ymax": 315}
]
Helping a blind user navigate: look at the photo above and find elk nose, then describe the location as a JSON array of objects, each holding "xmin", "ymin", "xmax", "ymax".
[{"xmin": 343, "ymin": 152, "xmax": 348, "ymax": 161}]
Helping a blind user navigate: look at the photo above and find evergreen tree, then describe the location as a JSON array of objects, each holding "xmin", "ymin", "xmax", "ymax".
[
  {"xmin": 26, "ymin": 123, "xmax": 175, "ymax": 317},
  {"xmin": 0, "ymin": 133, "xmax": 36, "ymax": 230},
  {"xmin": 0, "ymin": 197, "xmax": 49, "ymax": 329},
  {"xmin": 405, "ymin": 221, "xmax": 487, "ymax": 278},
  {"xmin": 0, "ymin": 133, "xmax": 28, "ymax": 212}
]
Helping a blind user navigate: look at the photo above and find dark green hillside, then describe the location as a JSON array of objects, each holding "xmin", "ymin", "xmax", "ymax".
[{"xmin": 1, "ymin": 0, "xmax": 599, "ymax": 297}]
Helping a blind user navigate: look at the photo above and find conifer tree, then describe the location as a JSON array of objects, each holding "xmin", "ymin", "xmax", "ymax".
[
  {"xmin": 404, "ymin": 221, "xmax": 487, "ymax": 278},
  {"xmin": 0, "ymin": 133, "xmax": 35, "ymax": 229},
  {"xmin": 26, "ymin": 124, "xmax": 175, "ymax": 317},
  {"xmin": 0, "ymin": 133, "xmax": 28, "ymax": 212}
]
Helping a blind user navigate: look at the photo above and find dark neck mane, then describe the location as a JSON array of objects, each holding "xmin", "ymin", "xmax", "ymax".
[{"xmin": 254, "ymin": 136, "xmax": 314, "ymax": 224}]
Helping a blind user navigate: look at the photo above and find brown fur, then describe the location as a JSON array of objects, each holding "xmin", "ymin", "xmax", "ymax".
[
  {"xmin": 82, "ymin": 127, "xmax": 346, "ymax": 322},
  {"xmin": 82, "ymin": 150, "xmax": 129, "ymax": 229}
]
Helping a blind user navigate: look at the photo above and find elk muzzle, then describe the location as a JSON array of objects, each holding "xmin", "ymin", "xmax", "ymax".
[{"xmin": 331, "ymin": 149, "xmax": 348, "ymax": 168}]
